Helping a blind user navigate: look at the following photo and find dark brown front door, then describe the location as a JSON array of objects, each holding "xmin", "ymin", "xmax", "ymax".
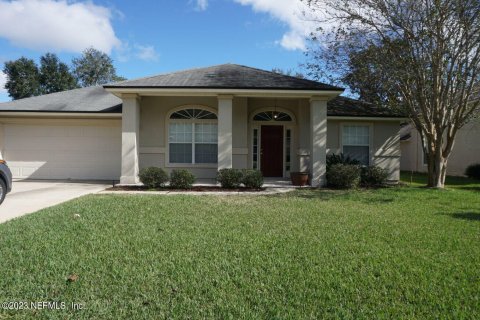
[{"xmin": 261, "ymin": 125, "xmax": 284, "ymax": 177}]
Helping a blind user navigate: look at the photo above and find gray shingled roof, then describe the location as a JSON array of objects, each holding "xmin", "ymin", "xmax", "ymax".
[
  {"xmin": 0, "ymin": 86, "xmax": 122, "ymax": 113},
  {"xmin": 104, "ymin": 64, "xmax": 344, "ymax": 91},
  {"xmin": 327, "ymin": 96, "xmax": 404, "ymax": 118}
]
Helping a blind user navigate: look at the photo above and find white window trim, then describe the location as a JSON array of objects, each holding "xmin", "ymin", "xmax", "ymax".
[
  {"xmin": 165, "ymin": 105, "xmax": 218, "ymax": 168},
  {"xmin": 285, "ymin": 127, "xmax": 293, "ymax": 174},
  {"xmin": 339, "ymin": 122, "xmax": 374, "ymax": 165},
  {"xmin": 252, "ymin": 127, "xmax": 260, "ymax": 171}
]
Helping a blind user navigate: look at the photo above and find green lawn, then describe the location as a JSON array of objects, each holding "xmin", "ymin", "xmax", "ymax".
[{"xmin": 0, "ymin": 174, "xmax": 479, "ymax": 319}]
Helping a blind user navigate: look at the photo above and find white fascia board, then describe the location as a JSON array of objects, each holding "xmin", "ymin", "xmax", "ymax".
[
  {"xmin": 104, "ymin": 87, "xmax": 344, "ymax": 99},
  {"xmin": 0, "ymin": 112, "xmax": 121, "ymax": 119}
]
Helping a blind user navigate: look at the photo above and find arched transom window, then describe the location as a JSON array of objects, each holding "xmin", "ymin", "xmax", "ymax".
[
  {"xmin": 253, "ymin": 111, "xmax": 292, "ymax": 122},
  {"xmin": 169, "ymin": 108, "xmax": 218, "ymax": 164},
  {"xmin": 170, "ymin": 108, "xmax": 217, "ymax": 120}
]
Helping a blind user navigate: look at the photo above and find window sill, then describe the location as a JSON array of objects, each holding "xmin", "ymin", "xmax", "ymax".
[{"xmin": 165, "ymin": 163, "xmax": 218, "ymax": 169}]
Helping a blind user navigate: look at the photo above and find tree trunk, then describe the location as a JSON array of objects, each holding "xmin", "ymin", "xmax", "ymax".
[
  {"xmin": 431, "ymin": 156, "xmax": 447, "ymax": 188},
  {"xmin": 422, "ymin": 133, "xmax": 448, "ymax": 189}
]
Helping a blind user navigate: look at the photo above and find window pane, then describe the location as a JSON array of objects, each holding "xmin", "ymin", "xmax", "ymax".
[
  {"xmin": 169, "ymin": 123, "xmax": 192, "ymax": 143},
  {"xmin": 170, "ymin": 143, "xmax": 192, "ymax": 163},
  {"xmin": 343, "ymin": 125, "xmax": 369, "ymax": 146},
  {"xmin": 253, "ymin": 129, "xmax": 258, "ymax": 169},
  {"xmin": 195, "ymin": 123, "xmax": 218, "ymax": 143},
  {"xmin": 195, "ymin": 144, "xmax": 218, "ymax": 163},
  {"xmin": 286, "ymin": 129, "xmax": 291, "ymax": 172},
  {"xmin": 343, "ymin": 146, "xmax": 369, "ymax": 165}
]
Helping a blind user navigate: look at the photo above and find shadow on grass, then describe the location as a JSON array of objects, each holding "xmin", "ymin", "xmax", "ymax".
[
  {"xmin": 401, "ymin": 171, "xmax": 480, "ymax": 189},
  {"xmin": 272, "ymin": 189, "xmax": 352, "ymax": 201},
  {"xmin": 441, "ymin": 212, "xmax": 480, "ymax": 221},
  {"xmin": 273, "ymin": 189, "xmax": 396, "ymax": 204},
  {"xmin": 454, "ymin": 186, "xmax": 480, "ymax": 192}
]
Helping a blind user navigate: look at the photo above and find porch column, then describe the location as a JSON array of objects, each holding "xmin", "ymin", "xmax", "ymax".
[
  {"xmin": 217, "ymin": 95, "xmax": 233, "ymax": 169},
  {"xmin": 120, "ymin": 94, "xmax": 140, "ymax": 184},
  {"xmin": 310, "ymin": 97, "xmax": 328, "ymax": 187}
]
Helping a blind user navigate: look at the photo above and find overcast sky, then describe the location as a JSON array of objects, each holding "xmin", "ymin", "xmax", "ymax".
[{"xmin": 0, "ymin": 0, "xmax": 322, "ymax": 102}]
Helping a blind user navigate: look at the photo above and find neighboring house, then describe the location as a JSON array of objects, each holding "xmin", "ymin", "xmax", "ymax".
[
  {"xmin": 0, "ymin": 64, "xmax": 403, "ymax": 186},
  {"xmin": 400, "ymin": 120, "xmax": 480, "ymax": 176}
]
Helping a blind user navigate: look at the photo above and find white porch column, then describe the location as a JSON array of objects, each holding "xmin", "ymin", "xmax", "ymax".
[
  {"xmin": 217, "ymin": 95, "xmax": 233, "ymax": 169},
  {"xmin": 120, "ymin": 94, "xmax": 140, "ymax": 184},
  {"xmin": 310, "ymin": 97, "xmax": 328, "ymax": 187}
]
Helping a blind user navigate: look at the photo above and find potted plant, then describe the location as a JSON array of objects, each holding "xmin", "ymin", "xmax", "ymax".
[{"xmin": 290, "ymin": 172, "xmax": 309, "ymax": 186}]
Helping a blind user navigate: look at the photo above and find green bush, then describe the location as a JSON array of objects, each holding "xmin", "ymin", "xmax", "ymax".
[
  {"xmin": 170, "ymin": 169, "xmax": 196, "ymax": 189},
  {"xmin": 326, "ymin": 153, "xmax": 360, "ymax": 171},
  {"xmin": 217, "ymin": 169, "xmax": 243, "ymax": 189},
  {"xmin": 138, "ymin": 167, "xmax": 169, "ymax": 188},
  {"xmin": 242, "ymin": 170, "xmax": 264, "ymax": 189},
  {"xmin": 465, "ymin": 163, "xmax": 480, "ymax": 180},
  {"xmin": 361, "ymin": 166, "xmax": 388, "ymax": 187},
  {"xmin": 326, "ymin": 164, "xmax": 361, "ymax": 189}
]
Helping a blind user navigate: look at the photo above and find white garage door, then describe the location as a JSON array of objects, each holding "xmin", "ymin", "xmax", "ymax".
[{"xmin": 4, "ymin": 122, "xmax": 121, "ymax": 180}]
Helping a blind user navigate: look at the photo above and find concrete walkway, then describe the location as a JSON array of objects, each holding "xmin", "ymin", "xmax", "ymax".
[{"xmin": 0, "ymin": 180, "xmax": 110, "ymax": 223}]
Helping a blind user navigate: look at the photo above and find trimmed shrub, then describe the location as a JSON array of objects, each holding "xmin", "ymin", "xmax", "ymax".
[
  {"xmin": 465, "ymin": 163, "xmax": 480, "ymax": 180},
  {"xmin": 242, "ymin": 170, "xmax": 264, "ymax": 189},
  {"xmin": 217, "ymin": 168, "xmax": 243, "ymax": 189},
  {"xmin": 138, "ymin": 167, "xmax": 169, "ymax": 188},
  {"xmin": 326, "ymin": 164, "xmax": 361, "ymax": 189},
  {"xmin": 361, "ymin": 166, "xmax": 388, "ymax": 187},
  {"xmin": 170, "ymin": 169, "xmax": 196, "ymax": 189},
  {"xmin": 326, "ymin": 153, "xmax": 360, "ymax": 171}
]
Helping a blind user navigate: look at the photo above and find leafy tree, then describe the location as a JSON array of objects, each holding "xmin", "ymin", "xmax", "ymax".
[
  {"xmin": 3, "ymin": 57, "xmax": 41, "ymax": 99},
  {"xmin": 39, "ymin": 53, "xmax": 77, "ymax": 94},
  {"xmin": 271, "ymin": 68, "xmax": 305, "ymax": 79},
  {"xmin": 304, "ymin": 0, "xmax": 480, "ymax": 188},
  {"xmin": 341, "ymin": 42, "xmax": 406, "ymax": 111},
  {"xmin": 72, "ymin": 48, "xmax": 125, "ymax": 87}
]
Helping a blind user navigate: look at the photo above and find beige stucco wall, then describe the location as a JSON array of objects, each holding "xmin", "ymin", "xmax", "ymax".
[
  {"xmin": 138, "ymin": 96, "xmax": 401, "ymax": 181},
  {"xmin": 327, "ymin": 120, "xmax": 401, "ymax": 181},
  {"xmin": 400, "ymin": 119, "xmax": 480, "ymax": 176},
  {"xmin": 138, "ymin": 96, "xmax": 253, "ymax": 178}
]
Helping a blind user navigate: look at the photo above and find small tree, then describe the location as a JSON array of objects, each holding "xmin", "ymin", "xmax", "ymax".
[
  {"xmin": 72, "ymin": 47, "xmax": 125, "ymax": 87},
  {"xmin": 3, "ymin": 57, "xmax": 41, "ymax": 99},
  {"xmin": 39, "ymin": 53, "xmax": 77, "ymax": 94},
  {"xmin": 304, "ymin": 0, "xmax": 480, "ymax": 188}
]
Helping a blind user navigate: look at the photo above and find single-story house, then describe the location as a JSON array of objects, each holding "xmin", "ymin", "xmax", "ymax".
[
  {"xmin": 0, "ymin": 64, "xmax": 403, "ymax": 186},
  {"xmin": 400, "ymin": 120, "xmax": 480, "ymax": 176}
]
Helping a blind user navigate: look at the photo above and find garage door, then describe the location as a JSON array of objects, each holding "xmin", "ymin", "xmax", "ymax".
[{"xmin": 4, "ymin": 122, "xmax": 121, "ymax": 180}]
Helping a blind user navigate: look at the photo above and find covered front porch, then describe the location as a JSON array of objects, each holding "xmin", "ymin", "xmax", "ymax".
[{"xmin": 115, "ymin": 93, "xmax": 335, "ymax": 187}]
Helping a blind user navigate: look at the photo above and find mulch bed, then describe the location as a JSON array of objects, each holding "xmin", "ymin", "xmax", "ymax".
[{"xmin": 107, "ymin": 186, "xmax": 266, "ymax": 192}]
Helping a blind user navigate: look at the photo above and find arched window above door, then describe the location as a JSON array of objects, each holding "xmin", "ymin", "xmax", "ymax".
[{"xmin": 253, "ymin": 111, "xmax": 293, "ymax": 122}]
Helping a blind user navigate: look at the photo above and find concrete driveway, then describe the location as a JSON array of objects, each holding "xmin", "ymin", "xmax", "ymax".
[{"xmin": 0, "ymin": 180, "xmax": 110, "ymax": 223}]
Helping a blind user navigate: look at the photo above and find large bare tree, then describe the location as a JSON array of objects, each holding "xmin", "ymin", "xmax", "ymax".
[{"xmin": 304, "ymin": 0, "xmax": 480, "ymax": 188}]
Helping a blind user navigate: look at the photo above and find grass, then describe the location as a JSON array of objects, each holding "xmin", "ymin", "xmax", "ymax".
[{"xmin": 0, "ymin": 173, "xmax": 479, "ymax": 319}]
